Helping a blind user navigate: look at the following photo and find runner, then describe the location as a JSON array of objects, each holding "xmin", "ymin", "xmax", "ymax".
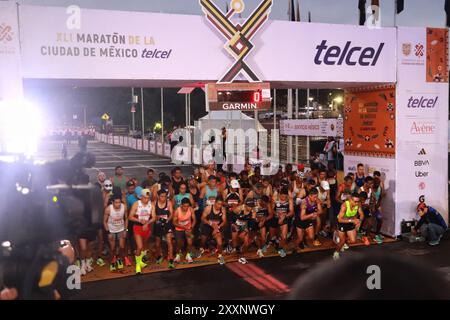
[
  {"xmin": 238, "ymin": 170, "xmax": 252, "ymax": 198},
  {"xmin": 268, "ymin": 187, "xmax": 294, "ymax": 257},
  {"xmin": 171, "ymin": 167, "xmax": 185, "ymax": 195},
  {"xmin": 354, "ymin": 163, "xmax": 365, "ymax": 188},
  {"xmin": 333, "ymin": 192, "xmax": 365, "ymax": 260},
  {"xmin": 111, "ymin": 166, "xmax": 128, "ymax": 193},
  {"xmin": 128, "ymin": 188, "xmax": 155, "ymax": 274},
  {"xmin": 151, "ymin": 189, "xmax": 175, "ymax": 269},
  {"xmin": 103, "ymin": 195, "xmax": 128, "ymax": 272},
  {"xmin": 316, "ymin": 180, "xmax": 331, "ymax": 242},
  {"xmin": 295, "ymin": 188, "xmax": 322, "ymax": 252},
  {"xmin": 173, "ymin": 198, "xmax": 196, "ymax": 264},
  {"xmin": 253, "ymin": 195, "xmax": 273, "ymax": 258},
  {"xmin": 230, "ymin": 198, "xmax": 255, "ymax": 264},
  {"xmin": 372, "ymin": 171, "xmax": 384, "ymax": 244},
  {"xmin": 200, "ymin": 196, "xmax": 227, "ymax": 265},
  {"xmin": 359, "ymin": 176, "xmax": 375, "ymax": 246},
  {"xmin": 141, "ymin": 168, "xmax": 157, "ymax": 189},
  {"xmin": 152, "ymin": 174, "xmax": 173, "ymax": 202},
  {"xmin": 200, "ymin": 175, "xmax": 219, "ymax": 208},
  {"xmin": 261, "ymin": 177, "xmax": 273, "ymax": 198},
  {"xmin": 173, "ymin": 182, "xmax": 194, "ymax": 210}
]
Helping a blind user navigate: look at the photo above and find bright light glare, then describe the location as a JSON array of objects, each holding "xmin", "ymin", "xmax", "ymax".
[
  {"xmin": 0, "ymin": 99, "xmax": 44, "ymax": 156},
  {"xmin": 333, "ymin": 96, "xmax": 343, "ymax": 104}
]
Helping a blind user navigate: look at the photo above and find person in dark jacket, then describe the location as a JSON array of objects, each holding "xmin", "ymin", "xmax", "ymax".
[{"xmin": 413, "ymin": 202, "xmax": 447, "ymax": 246}]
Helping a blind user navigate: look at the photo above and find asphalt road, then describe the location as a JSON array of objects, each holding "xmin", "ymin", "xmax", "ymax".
[
  {"xmin": 35, "ymin": 139, "xmax": 195, "ymax": 183},
  {"xmin": 35, "ymin": 139, "xmax": 450, "ymax": 300}
]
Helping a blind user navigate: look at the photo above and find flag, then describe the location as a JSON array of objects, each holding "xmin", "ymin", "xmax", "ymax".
[
  {"xmin": 308, "ymin": 11, "xmax": 311, "ymax": 22},
  {"xmin": 295, "ymin": 0, "xmax": 301, "ymax": 22},
  {"xmin": 358, "ymin": 0, "xmax": 366, "ymax": 26},
  {"xmin": 396, "ymin": 0, "xmax": 404, "ymax": 14},
  {"xmin": 446, "ymin": 0, "xmax": 450, "ymax": 27}
]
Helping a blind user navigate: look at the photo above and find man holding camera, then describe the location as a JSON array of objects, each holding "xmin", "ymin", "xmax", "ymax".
[{"xmin": 413, "ymin": 202, "xmax": 447, "ymax": 246}]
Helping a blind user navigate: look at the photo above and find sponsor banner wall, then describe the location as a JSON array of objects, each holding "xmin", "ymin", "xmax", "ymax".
[
  {"xmin": 280, "ymin": 119, "xmax": 343, "ymax": 137},
  {"xmin": 18, "ymin": 5, "xmax": 395, "ymax": 84},
  {"xmin": 396, "ymin": 27, "xmax": 449, "ymax": 233},
  {"xmin": 344, "ymin": 155, "xmax": 396, "ymax": 236},
  {"xmin": 344, "ymin": 86, "xmax": 396, "ymax": 157},
  {"xmin": 0, "ymin": 2, "xmax": 23, "ymax": 100}
]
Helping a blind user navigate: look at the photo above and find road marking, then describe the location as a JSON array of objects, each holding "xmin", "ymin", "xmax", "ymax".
[
  {"xmin": 95, "ymin": 159, "xmax": 171, "ymax": 164},
  {"xmin": 90, "ymin": 164, "xmax": 191, "ymax": 170}
]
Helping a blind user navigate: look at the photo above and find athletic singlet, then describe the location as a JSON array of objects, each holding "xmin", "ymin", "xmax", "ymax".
[
  {"xmin": 226, "ymin": 192, "xmax": 240, "ymax": 206},
  {"xmin": 107, "ymin": 203, "xmax": 125, "ymax": 233},
  {"xmin": 204, "ymin": 185, "xmax": 218, "ymax": 206},
  {"xmin": 135, "ymin": 200, "xmax": 152, "ymax": 225},
  {"xmin": 190, "ymin": 187, "xmax": 200, "ymax": 205},
  {"xmin": 373, "ymin": 185, "xmax": 382, "ymax": 202},
  {"xmin": 171, "ymin": 177, "xmax": 184, "ymax": 195},
  {"xmin": 208, "ymin": 206, "xmax": 224, "ymax": 224},
  {"xmin": 156, "ymin": 200, "xmax": 170, "ymax": 223},
  {"xmin": 256, "ymin": 207, "xmax": 269, "ymax": 219},
  {"xmin": 300, "ymin": 197, "xmax": 317, "ymax": 221},
  {"xmin": 174, "ymin": 193, "xmax": 190, "ymax": 209},
  {"xmin": 235, "ymin": 209, "xmax": 252, "ymax": 226},
  {"xmin": 339, "ymin": 183, "xmax": 354, "ymax": 201},
  {"xmin": 355, "ymin": 175, "xmax": 365, "ymax": 188},
  {"xmin": 344, "ymin": 201, "xmax": 359, "ymax": 218},
  {"xmin": 175, "ymin": 207, "xmax": 193, "ymax": 231},
  {"xmin": 113, "ymin": 176, "xmax": 127, "ymax": 191},
  {"xmin": 274, "ymin": 200, "xmax": 289, "ymax": 218},
  {"xmin": 359, "ymin": 186, "xmax": 372, "ymax": 205}
]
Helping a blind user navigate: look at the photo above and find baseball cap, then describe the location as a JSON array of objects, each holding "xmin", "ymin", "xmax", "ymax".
[
  {"xmin": 141, "ymin": 188, "xmax": 151, "ymax": 198},
  {"xmin": 417, "ymin": 202, "xmax": 427, "ymax": 211},
  {"xmin": 230, "ymin": 180, "xmax": 240, "ymax": 189},
  {"xmin": 255, "ymin": 182, "xmax": 263, "ymax": 189},
  {"xmin": 297, "ymin": 164, "xmax": 305, "ymax": 171},
  {"xmin": 126, "ymin": 180, "xmax": 135, "ymax": 187},
  {"xmin": 245, "ymin": 198, "xmax": 255, "ymax": 207},
  {"xmin": 320, "ymin": 180, "xmax": 330, "ymax": 191},
  {"xmin": 134, "ymin": 186, "xmax": 143, "ymax": 198},
  {"xmin": 226, "ymin": 193, "xmax": 240, "ymax": 205},
  {"xmin": 280, "ymin": 179, "xmax": 289, "ymax": 188}
]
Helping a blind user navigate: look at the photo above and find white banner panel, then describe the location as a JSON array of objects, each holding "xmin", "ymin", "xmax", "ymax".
[
  {"xmin": 150, "ymin": 141, "xmax": 156, "ymax": 153},
  {"xmin": 344, "ymin": 155, "xmax": 396, "ymax": 236},
  {"xmin": 396, "ymin": 27, "xmax": 449, "ymax": 231},
  {"xmin": 18, "ymin": 5, "xmax": 395, "ymax": 84},
  {"xmin": 280, "ymin": 119, "xmax": 343, "ymax": 137},
  {"xmin": 156, "ymin": 142, "xmax": 163, "ymax": 155},
  {"xmin": 113, "ymin": 136, "xmax": 119, "ymax": 144},
  {"xmin": 136, "ymin": 139, "xmax": 142, "ymax": 150},
  {"xmin": 0, "ymin": 2, "xmax": 23, "ymax": 99},
  {"xmin": 164, "ymin": 144, "xmax": 171, "ymax": 157},
  {"xmin": 143, "ymin": 139, "xmax": 149, "ymax": 152}
]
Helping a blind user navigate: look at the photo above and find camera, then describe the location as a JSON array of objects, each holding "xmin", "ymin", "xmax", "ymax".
[{"xmin": 0, "ymin": 152, "xmax": 103, "ymax": 299}]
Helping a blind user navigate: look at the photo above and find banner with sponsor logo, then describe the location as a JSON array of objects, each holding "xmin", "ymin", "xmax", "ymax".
[
  {"xmin": 280, "ymin": 118, "xmax": 343, "ymax": 137},
  {"xmin": 18, "ymin": 5, "xmax": 395, "ymax": 84},
  {"xmin": 396, "ymin": 27, "xmax": 449, "ymax": 233},
  {"xmin": 344, "ymin": 155, "xmax": 396, "ymax": 236},
  {"xmin": 0, "ymin": 2, "xmax": 23, "ymax": 100},
  {"xmin": 344, "ymin": 86, "xmax": 396, "ymax": 157},
  {"xmin": 143, "ymin": 139, "xmax": 149, "ymax": 152},
  {"xmin": 164, "ymin": 144, "xmax": 171, "ymax": 157},
  {"xmin": 136, "ymin": 139, "xmax": 142, "ymax": 150},
  {"xmin": 150, "ymin": 141, "xmax": 156, "ymax": 153},
  {"xmin": 156, "ymin": 142, "xmax": 163, "ymax": 155}
]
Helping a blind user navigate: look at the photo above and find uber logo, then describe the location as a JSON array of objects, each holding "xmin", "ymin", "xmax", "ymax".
[
  {"xmin": 314, "ymin": 40, "xmax": 385, "ymax": 66},
  {"xmin": 415, "ymin": 171, "xmax": 429, "ymax": 178}
]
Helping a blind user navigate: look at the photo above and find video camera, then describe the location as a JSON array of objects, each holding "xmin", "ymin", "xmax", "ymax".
[{"xmin": 0, "ymin": 152, "xmax": 103, "ymax": 299}]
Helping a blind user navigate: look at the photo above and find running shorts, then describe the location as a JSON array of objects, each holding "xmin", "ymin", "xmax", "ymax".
[
  {"xmin": 133, "ymin": 225, "xmax": 151, "ymax": 239},
  {"xmin": 337, "ymin": 222, "xmax": 356, "ymax": 232}
]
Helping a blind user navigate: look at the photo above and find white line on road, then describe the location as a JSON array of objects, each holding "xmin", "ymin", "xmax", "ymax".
[
  {"xmin": 90, "ymin": 164, "xmax": 191, "ymax": 170},
  {"xmin": 95, "ymin": 159, "xmax": 171, "ymax": 164}
]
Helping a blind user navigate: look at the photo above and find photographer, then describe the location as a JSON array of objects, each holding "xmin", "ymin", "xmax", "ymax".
[{"xmin": 413, "ymin": 202, "xmax": 447, "ymax": 246}]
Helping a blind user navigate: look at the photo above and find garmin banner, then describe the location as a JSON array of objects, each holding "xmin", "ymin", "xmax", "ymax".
[
  {"xmin": 18, "ymin": 5, "xmax": 395, "ymax": 84},
  {"xmin": 0, "ymin": 2, "xmax": 23, "ymax": 100},
  {"xmin": 395, "ymin": 27, "xmax": 449, "ymax": 232}
]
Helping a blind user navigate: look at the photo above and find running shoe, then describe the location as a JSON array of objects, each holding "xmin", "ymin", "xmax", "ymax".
[
  {"xmin": 96, "ymin": 257, "xmax": 105, "ymax": 267},
  {"xmin": 80, "ymin": 260, "xmax": 87, "ymax": 276},
  {"xmin": 332, "ymin": 251, "xmax": 340, "ymax": 260},
  {"xmin": 168, "ymin": 260, "xmax": 175, "ymax": 269},
  {"xmin": 110, "ymin": 263, "xmax": 116, "ymax": 272},
  {"xmin": 278, "ymin": 248, "xmax": 287, "ymax": 258},
  {"xmin": 261, "ymin": 244, "xmax": 268, "ymax": 253},
  {"xmin": 156, "ymin": 256, "xmax": 164, "ymax": 265},
  {"xmin": 429, "ymin": 240, "xmax": 440, "ymax": 246},
  {"xmin": 299, "ymin": 242, "xmax": 305, "ymax": 250},
  {"xmin": 85, "ymin": 258, "xmax": 94, "ymax": 273},
  {"xmin": 218, "ymin": 255, "xmax": 225, "ymax": 265},
  {"xmin": 374, "ymin": 234, "xmax": 383, "ymax": 244},
  {"xmin": 124, "ymin": 256, "xmax": 132, "ymax": 267},
  {"xmin": 186, "ymin": 253, "xmax": 193, "ymax": 264},
  {"xmin": 343, "ymin": 243, "xmax": 350, "ymax": 250},
  {"xmin": 174, "ymin": 253, "xmax": 181, "ymax": 263},
  {"xmin": 318, "ymin": 230, "xmax": 328, "ymax": 238},
  {"xmin": 238, "ymin": 257, "xmax": 248, "ymax": 264},
  {"xmin": 362, "ymin": 236, "xmax": 371, "ymax": 246},
  {"xmin": 256, "ymin": 249, "xmax": 264, "ymax": 258},
  {"xmin": 135, "ymin": 263, "xmax": 142, "ymax": 275},
  {"xmin": 198, "ymin": 248, "xmax": 205, "ymax": 258},
  {"xmin": 116, "ymin": 259, "xmax": 124, "ymax": 270},
  {"xmin": 313, "ymin": 240, "xmax": 322, "ymax": 247}
]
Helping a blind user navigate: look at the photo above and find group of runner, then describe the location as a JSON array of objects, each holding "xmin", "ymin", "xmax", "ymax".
[{"xmin": 75, "ymin": 161, "xmax": 385, "ymax": 275}]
